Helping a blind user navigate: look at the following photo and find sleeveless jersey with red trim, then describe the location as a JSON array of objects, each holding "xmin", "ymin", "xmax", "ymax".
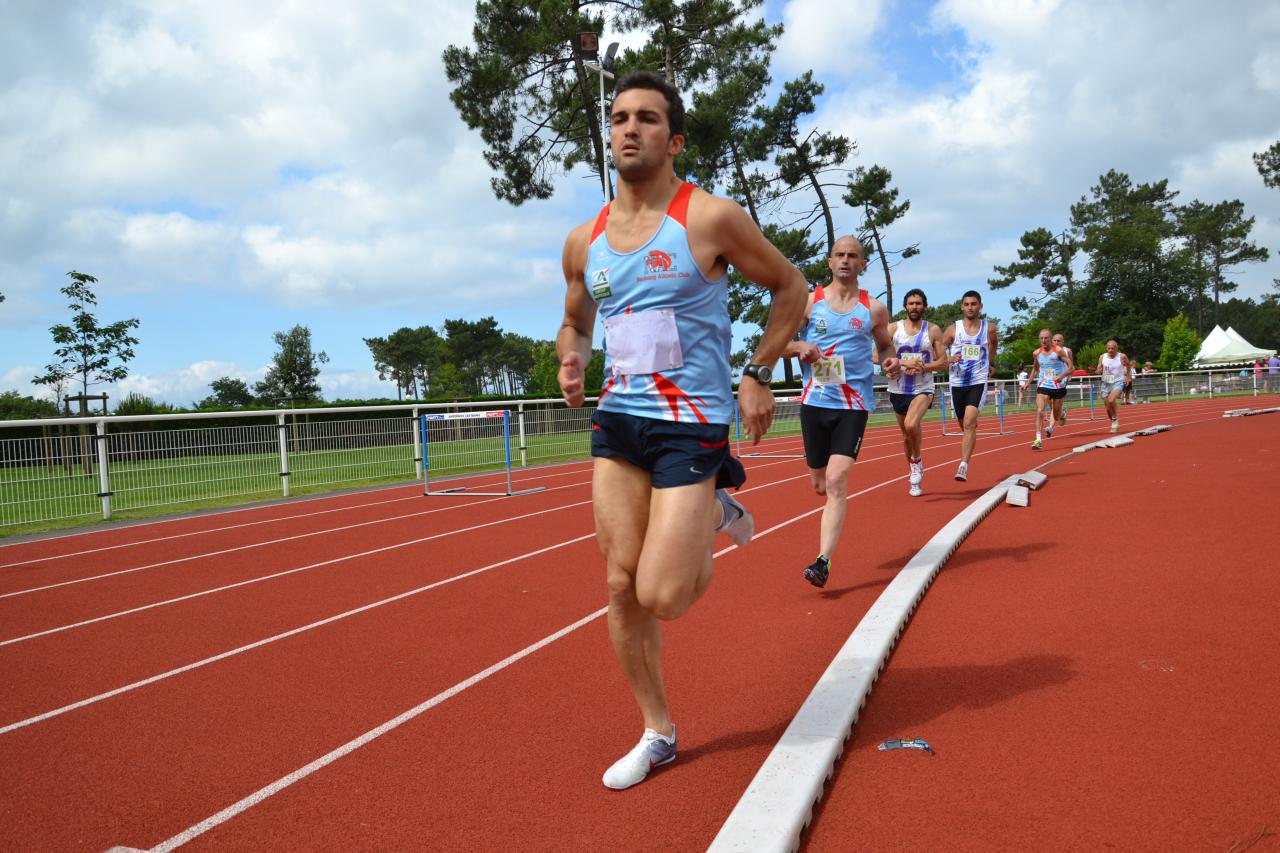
[
  {"xmin": 799, "ymin": 286, "xmax": 875, "ymax": 411},
  {"xmin": 1035, "ymin": 345, "xmax": 1069, "ymax": 389},
  {"xmin": 586, "ymin": 182, "xmax": 733, "ymax": 425},
  {"xmin": 948, "ymin": 319, "xmax": 991, "ymax": 387}
]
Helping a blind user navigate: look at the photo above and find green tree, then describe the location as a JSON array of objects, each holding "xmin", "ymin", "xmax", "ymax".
[
  {"xmin": 254, "ymin": 325, "xmax": 329, "ymax": 404},
  {"xmin": 197, "ymin": 377, "xmax": 255, "ymax": 409},
  {"xmin": 365, "ymin": 326, "xmax": 445, "ymax": 399},
  {"xmin": 32, "ymin": 271, "xmax": 141, "ymax": 413},
  {"xmin": 526, "ymin": 341, "xmax": 562, "ymax": 397},
  {"xmin": 585, "ymin": 348, "xmax": 606, "ymax": 392},
  {"xmin": 988, "ymin": 226, "xmax": 1079, "ymax": 310},
  {"xmin": 844, "ymin": 164, "xmax": 918, "ymax": 309},
  {"xmin": 1254, "ymin": 140, "xmax": 1280, "ymax": 190},
  {"xmin": 1156, "ymin": 314, "xmax": 1200, "ymax": 372},
  {"xmin": 750, "ymin": 71, "xmax": 853, "ymax": 253},
  {"xmin": 443, "ymin": 317, "xmax": 505, "ymax": 395},
  {"xmin": 0, "ymin": 391, "xmax": 59, "ymax": 419},
  {"xmin": 443, "ymin": 0, "xmax": 774, "ymax": 204},
  {"xmin": 1178, "ymin": 199, "xmax": 1269, "ymax": 329},
  {"xmin": 115, "ymin": 392, "xmax": 180, "ymax": 416}
]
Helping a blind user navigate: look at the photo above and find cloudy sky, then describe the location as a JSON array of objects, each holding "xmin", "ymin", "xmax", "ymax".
[{"xmin": 3, "ymin": 0, "xmax": 1279, "ymax": 406}]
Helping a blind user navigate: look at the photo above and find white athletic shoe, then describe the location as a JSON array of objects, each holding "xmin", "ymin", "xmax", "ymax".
[
  {"xmin": 909, "ymin": 481, "xmax": 923, "ymax": 497},
  {"xmin": 1110, "ymin": 419, "xmax": 1119, "ymax": 433},
  {"xmin": 715, "ymin": 488, "xmax": 754, "ymax": 547},
  {"xmin": 908, "ymin": 459, "xmax": 922, "ymax": 486},
  {"xmin": 602, "ymin": 727, "xmax": 677, "ymax": 790},
  {"xmin": 954, "ymin": 462, "xmax": 968, "ymax": 482}
]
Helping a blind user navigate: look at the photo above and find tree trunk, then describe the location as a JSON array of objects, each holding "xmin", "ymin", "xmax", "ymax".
[
  {"xmin": 802, "ymin": 158, "xmax": 834, "ymax": 252},
  {"xmin": 868, "ymin": 215, "xmax": 892, "ymax": 309},
  {"xmin": 729, "ymin": 139, "xmax": 760, "ymax": 227}
]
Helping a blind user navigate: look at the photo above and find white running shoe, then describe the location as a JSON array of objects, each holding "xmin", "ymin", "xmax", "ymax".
[
  {"xmin": 909, "ymin": 481, "xmax": 923, "ymax": 497},
  {"xmin": 908, "ymin": 459, "xmax": 922, "ymax": 486},
  {"xmin": 1110, "ymin": 419, "xmax": 1119, "ymax": 434},
  {"xmin": 602, "ymin": 727, "xmax": 677, "ymax": 790},
  {"xmin": 954, "ymin": 462, "xmax": 968, "ymax": 482},
  {"xmin": 715, "ymin": 488, "xmax": 754, "ymax": 547}
]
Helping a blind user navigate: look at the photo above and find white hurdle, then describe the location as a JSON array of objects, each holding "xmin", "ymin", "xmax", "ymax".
[{"xmin": 420, "ymin": 410, "xmax": 544, "ymax": 497}]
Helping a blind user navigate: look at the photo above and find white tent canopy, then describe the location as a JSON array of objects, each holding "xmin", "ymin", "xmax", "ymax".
[{"xmin": 1193, "ymin": 325, "xmax": 1276, "ymax": 367}]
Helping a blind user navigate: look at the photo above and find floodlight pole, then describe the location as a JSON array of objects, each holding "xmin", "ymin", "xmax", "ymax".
[{"xmin": 583, "ymin": 59, "xmax": 616, "ymax": 203}]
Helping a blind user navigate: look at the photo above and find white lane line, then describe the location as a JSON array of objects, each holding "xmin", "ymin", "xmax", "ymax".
[
  {"xmin": 140, "ymin": 606, "xmax": 610, "ymax": 853},
  {"xmin": 0, "ymin": 499, "xmax": 592, "ymax": 647},
  {"xmin": 103, "ymin": 430, "xmax": 1078, "ymax": 851},
  {"xmin": 0, "ymin": 461, "xmax": 600, "ymax": 570},
  {"xmin": 0, "ymin": 534, "xmax": 598, "ymax": 735},
  {"xmin": 8, "ymin": 403, "xmax": 1210, "ymax": 852},
  {"xmin": 0, "ymin": 479, "xmax": 595, "ymax": 598}
]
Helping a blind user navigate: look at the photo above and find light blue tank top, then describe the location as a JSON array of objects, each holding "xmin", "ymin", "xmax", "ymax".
[
  {"xmin": 948, "ymin": 319, "xmax": 991, "ymax": 387},
  {"xmin": 586, "ymin": 182, "xmax": 733, "ymax": 425},
  {"xmin": 1036, "ymin": 346, "xmax": 1069, "ymax": 389},
  {"xmin": 799, "ymin": 286, "xmax": 875, "ymax": 411}
]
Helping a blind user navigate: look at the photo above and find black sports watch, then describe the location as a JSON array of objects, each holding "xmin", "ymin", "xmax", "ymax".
[{"xmin": 743, "ymin": 363, "xmax": 772, "ymax": 385}]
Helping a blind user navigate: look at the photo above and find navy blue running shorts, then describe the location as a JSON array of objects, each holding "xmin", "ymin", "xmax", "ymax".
[
  {"xmin": 1038, "ymin": 386, "xmax": 1068, "ymax": 400},
  {"xmin": 799, "ymin": 406, "xmax": 868, "ymax": 469},
  {"xmin": 590, "ymin": 409, "xmax": 747, "ymax": 490},
  {"xmin": 950, "ymin": 382, "xmax": 988, "ymax": 420}
]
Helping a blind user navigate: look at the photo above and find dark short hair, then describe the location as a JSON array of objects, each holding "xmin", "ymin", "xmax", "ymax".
[
  {"xmin": 961, "ymin": 289, "xmax": 982, "ymax": 303},
  {"xmin": 614, "ymin": 71, "xmax": 685, "ymax": 137},
  {"xmin": 903, "ymin": 288, "xmax": 927, "ymax": 308}
]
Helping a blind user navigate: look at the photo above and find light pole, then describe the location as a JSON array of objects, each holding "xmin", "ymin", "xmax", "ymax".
[{"xmin": 577, "ymin": 33, "xmax": 619, "ymax": 202}]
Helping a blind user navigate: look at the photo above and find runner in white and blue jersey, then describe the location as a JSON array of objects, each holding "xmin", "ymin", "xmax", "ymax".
[
  {"xmin": 887, "ymin": 288, "xmax": 946, "ymax": 497},
  {"xmin": 1096, "ymin": 339, "xmax": 1130, "ymax": 433},
  {"xmin": 785, "ymin": 235, "xmax": 898, "ymax": 588},
  {"xmin": 1023, "ymin": 328, "xmax": 1075, "ymax": 449},
  {"xmin": 940, "ymin": 290, "xmax": 999, "ymax": 481},
  {"xmin": 556, "ymin": 72, "xmax": 808, "ymax": 791}
]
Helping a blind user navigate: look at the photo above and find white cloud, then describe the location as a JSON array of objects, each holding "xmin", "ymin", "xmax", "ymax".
[{"xmin": 776, "ymin": 0, "xmax": 888, "ymax": 80}]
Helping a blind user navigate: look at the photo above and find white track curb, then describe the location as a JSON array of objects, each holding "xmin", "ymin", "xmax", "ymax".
[{"xmin": 707, "ymin": 476, "xmax": 1018, "ymax": 853}]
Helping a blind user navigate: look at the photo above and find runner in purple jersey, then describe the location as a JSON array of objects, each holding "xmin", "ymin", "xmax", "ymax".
[
  {"xmin": 887, "ymin": 288, "xmax": 947, "ymax": 497},
  {"xmin": 939, "ymin": 290, "xmax": 999, "ymax": 482},
  {"xmin": 556, "ymin": 71, "xmax": 808, "ymax": 790}
]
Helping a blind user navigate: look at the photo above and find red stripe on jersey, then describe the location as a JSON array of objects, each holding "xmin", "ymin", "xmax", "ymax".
[
  {"xmin": 858, "ymin": 289, "xmax": 870, "ymax": 308},
  {"xmin": 666, "ymin": 181, "xmax": 694, "ymax": 226},
  {"xmin": 653, "ymin": 372, "xmax": 709, "ymax": 424},
  {"xmin": 589, "ymin": 204, "xmax": 610, "ymax": 243}
]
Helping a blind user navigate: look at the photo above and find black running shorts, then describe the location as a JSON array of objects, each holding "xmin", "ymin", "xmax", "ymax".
[
  {"xmin": 800, "ymin": 406, "xmax": 868, "ymax": 469},
  {"xmin": 950, "ymin": 383, "xmax": 987, "ymax": 420},
  {"xmin": 889, "ymin": 391, "xmax": 932, "ymax": 417},
  {"xmin": 590, "ymin": 409, "xmax": 747, "ymax": 490},
  {"xmin": 1038, "ymin": 386, "xmax": 1068, "ymax": 400}
]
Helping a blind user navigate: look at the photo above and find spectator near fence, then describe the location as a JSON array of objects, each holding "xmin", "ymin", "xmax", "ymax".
[{"xmin": 1268, "ymin": 354, "xmax": 1280, "ymax": 392}]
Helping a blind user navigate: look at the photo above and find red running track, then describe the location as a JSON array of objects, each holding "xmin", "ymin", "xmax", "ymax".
[{"xmin": 0, "ymin": 396, "xmax": 1274, "ymax": 851}]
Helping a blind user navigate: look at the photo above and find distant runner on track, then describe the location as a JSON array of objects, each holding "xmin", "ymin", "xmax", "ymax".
[
  {"xmin": 1052, "ymin": 333, "xmax": 1073, "ymax": 426},
  {"xmin": 940, "ymin": 290, "xmax": 998, "ymax": 481},
  {"xmin": 556, "ymin": 71, "xmax": 807, "ymax": 791},
  {"xmin": 886, "ymin": 288, "xmax": 946, "ymax": 497},
  {"xmin": 1025, "ymin": 329, "xmax": 1074, "ymax": 449},
  {"xmin": 786, "ymin": 236, "xmax": 897, "ymax": 588},
  {"xmin": 1096, "ymin": 339, "xmax": 1130, "ymax": 433}
]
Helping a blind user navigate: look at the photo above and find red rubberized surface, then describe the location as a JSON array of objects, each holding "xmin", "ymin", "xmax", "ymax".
[
  {"xmin": 806, "ymin": 411, "xmax": 1280, "ymax": 851},
  {"xmin": 0, "ymin": 396, "xmax": 1275, "ymax": 851}
]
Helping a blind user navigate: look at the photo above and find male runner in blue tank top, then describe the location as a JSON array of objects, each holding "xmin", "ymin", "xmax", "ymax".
[
  {"xmin": 556, "ymin": 71, "xmax": 808, "ymax": 790},
  {"xmin": 939, "ymin": 290, "xmax": 999, "ymax": 482},
  {"xmin": 1023, "ymin": 328, "xmax": 1074, "ymax": 449},
  {"xmin": 784, "ymin": 236, "xmax": 898, "ymax": 588}
]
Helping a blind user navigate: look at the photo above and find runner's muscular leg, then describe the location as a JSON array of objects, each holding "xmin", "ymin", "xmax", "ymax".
[
  {"xmin": 819, "ymin": 453, "xmax": 855, "ymax": 559},
  {"xmin": 634, "ymin": 477, "xmax": 717, "ymax": 621},
  {"xmin": 961, "ymin": 406, "xmax": 979, "ymax": 461},
  {"xmin": 593, "ymin": 456, "xmax": 671, "ymax": 735},
  {"xmin": 905, "ymin": 394, "xmax": 932, "ymax": 457}
]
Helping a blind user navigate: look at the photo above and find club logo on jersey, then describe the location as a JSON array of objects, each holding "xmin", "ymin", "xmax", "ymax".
[
  {"xmin": 849, "ymin": 317, "xmax": 864, "ymax": 330},
  {"xmin": 815, "ymin": 317, "xmax": 828, "ymax": 334},
  {"xmin": 590, "ymin": 268, "xmax": 612, "ymax": 299},
  {"xmin": 644, "ymin": 250, "xmax": 674, "ymax": 273}
]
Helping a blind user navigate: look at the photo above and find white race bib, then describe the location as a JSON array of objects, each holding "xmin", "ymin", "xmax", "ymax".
[
  {"xmin": 603, "ymin": 309, "xmax": 684, "ymax": 375},
  {"xmin": 1042, "ymin": 368, "xmax": 1058, "ymax": 382},
  {"xmin": 961, "ymin": 344, "xmax": 982, "ymax": 361},
  {"xmin": 813, "ymin": 354, "xmax": 846, "ymax": 386},
  {"xmin": 901, "ymin": 352, "xmax": 925, "ymax": 364}
]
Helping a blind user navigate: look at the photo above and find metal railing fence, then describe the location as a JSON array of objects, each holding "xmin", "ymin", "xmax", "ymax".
[{"xmin": 2, "ymin": 369, "xmax": 1276, "ymax": 531}]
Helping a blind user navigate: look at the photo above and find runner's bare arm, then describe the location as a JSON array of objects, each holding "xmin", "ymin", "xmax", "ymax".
[
  {"xmin": 870, "ymin": 300, "xmax": 899, "ymax": 377},
  {"xmin": 695, "ymin": 195, "xmax": 809, "ymax": 443},
  {"xmin": 556, "ymin": 222, "xmax": 598, "ymax": 408},
  {"xmin": 986, "ymin": 321, "xmax": 999, "ymax": 362},
  {"xmin": 925, "ymin": 331, "xmax": 948, "ymax": 373},
  {"xmin": 783, "ymin": 292, "xmax": 820, "ymax": 362}
]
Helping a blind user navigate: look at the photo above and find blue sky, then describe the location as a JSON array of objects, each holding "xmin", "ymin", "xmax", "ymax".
[{"xmin": 3, "ymin": 0, "xmax": 1279, "ymax": 405}]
